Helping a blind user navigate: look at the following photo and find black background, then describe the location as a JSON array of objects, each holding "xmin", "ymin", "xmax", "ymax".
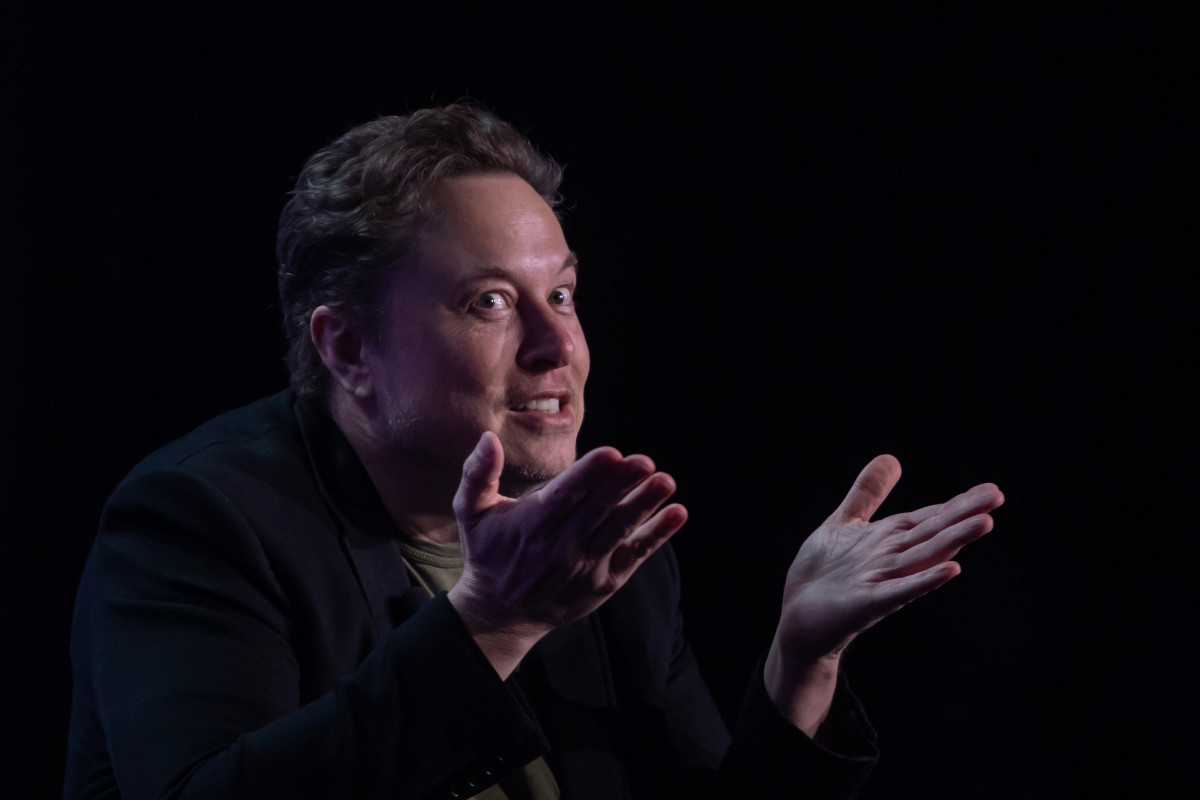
[{"xmin": 4, "ymin": 4, "xmax": 1196, "ymax": 797}]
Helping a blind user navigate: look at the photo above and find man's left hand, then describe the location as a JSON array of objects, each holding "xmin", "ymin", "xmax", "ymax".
[{"xmin": 763, "ymin": 455, "xmax": 1004, "ymax": 736}]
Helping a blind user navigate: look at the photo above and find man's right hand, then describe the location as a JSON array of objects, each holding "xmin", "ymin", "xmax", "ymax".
[{"xmin": 446, "ymin": 431, "xmax": 688, "ymax": 678}]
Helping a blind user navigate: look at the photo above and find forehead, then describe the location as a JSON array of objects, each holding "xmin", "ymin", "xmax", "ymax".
[
  {"xmin": 395, "ymin": 173, "xmax": 573, "ymax": 293},
  {"xmin": 419, "ymin": 173, "xmax": 563, "ymax": 249},
  {"xmin": 406, "ymin": 173, "xmax": 570, "ymax": 276}
]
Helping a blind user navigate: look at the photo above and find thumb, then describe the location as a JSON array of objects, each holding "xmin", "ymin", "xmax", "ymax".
[
  {"xmin": 833, "ymin": 454, "xmax": 901, "ymax": 523},
  {"xmin": 453, "ymin": 431, "xmax": 505, "ymax": 520}
]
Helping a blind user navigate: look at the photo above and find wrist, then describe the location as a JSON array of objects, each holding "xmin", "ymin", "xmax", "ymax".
[
  {"xmin": 448, "ymin": 585, "xmax": 547, "ymax": 680},
  {"xmin": 764, "ymin": 638, "xmax": 842, "ymax": 738}
]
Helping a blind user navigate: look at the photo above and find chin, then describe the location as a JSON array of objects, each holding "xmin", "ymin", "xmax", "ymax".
[{"xmin": 498, "ymin": 452, "xmax": 575, "ymax": 497}]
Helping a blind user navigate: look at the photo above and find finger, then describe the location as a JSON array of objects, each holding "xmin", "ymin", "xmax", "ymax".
[
  {"xmin": 834, "ymin": 455, "xmax": 902, "ymax": 524},
  {"xmin": 883, "ymin": 513, "xmax": 994, "ymax": 577},
  {"xmin": 609, "ymin": 503, "xmax": 688, "ymax": 576},
  {"xmin": 538, "ymin": 445, "xmax": 627, "ymax": 504},
  {"xmin": 868, "ymin": 560, "xmax": 961, "ymax": 615},
  {"xmin": 897, "ymin": 483, "xmax": 1003, "ymax": 548},
  {"xmin": 453, "ymin": 431, "xmax": 505, "ymax": 521},
  {"xmin": 537, "ymin": 447, "xmax": 656, "ymax": 533},
  {"xmin": 886, "ymin": 501, "xmax": 944, "ymax": 531},
  {"xmin": 583, "ymin": 471, "xmax": 678, "ymax": 558}
]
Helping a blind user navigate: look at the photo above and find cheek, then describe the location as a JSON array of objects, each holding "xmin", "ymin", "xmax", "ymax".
[{"xmin": 438, "ymin": 328, "xmax": 513, "ymax": 394}]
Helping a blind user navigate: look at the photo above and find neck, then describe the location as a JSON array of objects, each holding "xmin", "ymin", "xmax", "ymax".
[{"xmin": 326, "ymin": 389, "xmax": 462, "ymax": 544}]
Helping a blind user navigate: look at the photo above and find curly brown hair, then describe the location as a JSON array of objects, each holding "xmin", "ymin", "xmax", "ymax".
[{"xmin": 276, "ymin": 103, "xmax": 564, "ymax": 398}]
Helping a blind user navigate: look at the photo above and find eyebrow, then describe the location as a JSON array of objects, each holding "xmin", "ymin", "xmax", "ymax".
[{"xmin": 456, "ymin": 251, "xmax": 580, "ymax": 285}]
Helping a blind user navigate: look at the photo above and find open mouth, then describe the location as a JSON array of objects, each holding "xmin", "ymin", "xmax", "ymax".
[{"xmin": 515, "ymin": 397, "xmax": 561, "ymax": 413}]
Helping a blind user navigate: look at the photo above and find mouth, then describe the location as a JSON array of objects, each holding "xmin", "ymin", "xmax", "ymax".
[
  {"xmin": 509, "ymin": 391, "xmax": 572, "ymax": 417},
  {"xmin": 506, "ymin": 390, "xmax": 578, "ymax": 435},
  {"xmin": 516, "ymin": 397, "xmax": 561, "ymax": 413}
]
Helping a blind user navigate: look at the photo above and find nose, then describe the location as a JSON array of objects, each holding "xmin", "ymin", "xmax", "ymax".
[{"xmin": 517, "ymin": 304, "xmax": 576, "ymax": 371}]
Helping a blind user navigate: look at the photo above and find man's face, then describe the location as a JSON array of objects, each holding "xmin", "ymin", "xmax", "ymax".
[{"xmin": 364, "ymin": 172, "xmax": 588, "ymax": 492}]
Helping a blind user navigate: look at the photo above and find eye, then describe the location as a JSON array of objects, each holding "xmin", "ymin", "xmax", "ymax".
[
  {"xmin": 474, "ymin": 291, "xmax": 508, "ymax": 311},
  {"xmin": 548, "ymin": 286, "xmax": 574, "ymax": 306}
]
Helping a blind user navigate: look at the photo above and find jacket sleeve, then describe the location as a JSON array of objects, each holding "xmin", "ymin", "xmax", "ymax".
[
  {"xmin": 719, "ymin": 659, "xmax": 879, "ymax": 798},
  {"xmin": 600, "ymin": 545, "xmax": 878, "ymax": 798},
  {"xmin": 68, "ymin": 464, "xmax": 546, "ymax": 800},
  {"xmin": 667, "ymin": 559, "xmax": 878, "ymax": 798}
]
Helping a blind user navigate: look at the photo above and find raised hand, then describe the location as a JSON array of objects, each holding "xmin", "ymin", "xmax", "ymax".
[
  {"xmin": 764, "ymin": 455, "xmax": 1003, "ymax": 735},
  {"xmin": 447, "ymin": 431, "xmax": 688, "ymax": 678}
]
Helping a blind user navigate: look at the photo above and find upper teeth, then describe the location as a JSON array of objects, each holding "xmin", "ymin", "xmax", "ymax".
[{"xmin": 523, "ymin": 398, "xmax": 560, "ymax": 413}]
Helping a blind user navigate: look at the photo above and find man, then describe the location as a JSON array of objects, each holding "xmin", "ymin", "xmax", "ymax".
[{"xmin": 66, "ymin": 104, "xmax": 1003, "ymax": 799}]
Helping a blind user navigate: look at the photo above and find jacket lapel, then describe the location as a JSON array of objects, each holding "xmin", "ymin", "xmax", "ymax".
[{"xmin": 294, "ymin": 397, "xmax": 416, "ymax": 638}]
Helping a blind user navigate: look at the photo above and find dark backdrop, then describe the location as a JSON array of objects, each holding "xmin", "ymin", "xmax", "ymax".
[{"xmin": 5, "ymin": 5, "xmax": 1195, "ymax": 797}]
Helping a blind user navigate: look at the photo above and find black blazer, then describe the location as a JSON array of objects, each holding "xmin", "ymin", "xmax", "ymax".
[{"xmin": 66, "ymin": 392, "xmax": 876, "ymax": 799}]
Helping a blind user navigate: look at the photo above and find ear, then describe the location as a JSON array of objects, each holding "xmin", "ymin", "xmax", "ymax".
[{"xmin": 310, "ymin": 305, "xmax": 372, "ymax": 398}]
